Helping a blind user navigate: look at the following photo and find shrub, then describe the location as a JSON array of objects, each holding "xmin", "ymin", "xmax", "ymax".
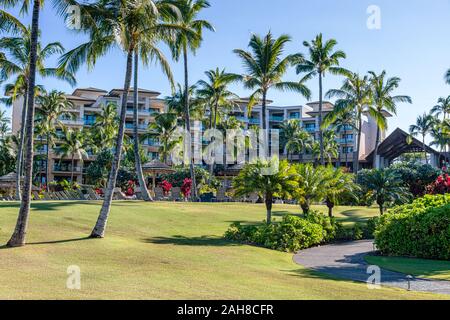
[
  {"xmin": 375, "ymin": 196, "xmax": 450, "ymax": 260},
  {"xmin": 224, "ymin": 214, "xmax": 337, "ymax": 252}
]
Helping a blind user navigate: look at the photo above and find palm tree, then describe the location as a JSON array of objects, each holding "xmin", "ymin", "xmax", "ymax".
[
  {"xmin": 322, "ymin": 130, "xmax": 339, "ymax": 165},
  {"xmin": 409, "ymin": 113, "xmax": 434, "ymax": 164},
  {"xmin": 280, "ymin": 119, "xmax": 311, "ymax": 161},
  {"xmin": 35, "ymin": 91, "xmax": 73, "ymax": 189},
  {"xmin": 323, "ymin": 167, "xmax": 359, "ymax": 217},
  {"xmin": 359, "ymin": 169, "xmax": 410, "ymax": 215},
  {"xmin": 431, "ymin": 96, "xmax": 450, "ymax": 121},
  {"xmin": 233, "ymin": 159, "xmax": 297, "ymax": 224},
  {"xmin": 92, "ymin": 103, "xmax": 119, "ymax": 149},
  {"xmin": 295, "ymin": 34, "xmax": 349, "ymax": 165},
  {"xmin": 369, "ymin": 71, "xmax": 412, "ymax": 168},
  {"xmin": 0, "ymin": 109, "xmax": 10, "ymax": 138},
  {"xmin": 293, "ymin": 163, "xmax": 328, "ymax": 215},
  {"xmin": 234, "ymin": 32, "xmax": 311, "ymax": 150},
  {"xmin": 0, "ymin": 133, "xmax": 16, "ymax": 177},
  {"xmin": 325, "ymin": 73, "xmax": 372, "ymax": 172},
  {"xmin": 168, "ymin": 0, "xmax": 214, "ymax": 200},
  {"xmin": 147, "ymin": 112, "xmax": 180, "ymax": 164},
  {"xmin": 166, "ymin": 83, "xmax": 203, "ymax": 124},
  {"xmin": 0, "ymin": 28, "xmax": 75, "ymax": 201},
  {"xmin": 196, "ymin": 68, "xmax": 239, "ymax": 175},
  {"xmin": 57, "ymin": 128, "xmax": 89, "ymax": 183},
  {"xmin": 430, "ymin": 119, "xmax": 450, "ymax": 158},
  {"xmin": 59, "ymin": 0, "xmax": 182, "ymax": 238}
]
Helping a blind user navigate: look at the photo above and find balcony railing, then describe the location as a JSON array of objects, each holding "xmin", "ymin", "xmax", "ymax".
[
  {"xmin": 249, "ymin": 118, "xmax": 260, "ymax": 125},
  {"xmin": 53, "ymin": 166, "xmax": 82, "ymax": 173},
  {"xmin": 60, "ymin": 119, "xmax": 84, "ymax": 126},
  {"xmin": 269, "ymin": 115, "xmax": 284, "ymax": 122},
  {"xmin": 125, "ymin": 123, "xmax": 147, "ymax": 130}
]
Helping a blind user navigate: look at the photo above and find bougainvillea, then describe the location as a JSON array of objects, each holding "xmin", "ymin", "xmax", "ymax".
[
  {"xmin": 426, "ymin": 174, "xmax": 450, "ymax": 195},
  {"xmin": 160, "ymin": 180, "xmax": 173, "ymax": 196},
  {"xmin": 181, "ymin": 178, "xmax": 192, "ymax": 199},
  {"xmin": 125, "ymin": 180, "xmax": 136, "ymax": 197}
]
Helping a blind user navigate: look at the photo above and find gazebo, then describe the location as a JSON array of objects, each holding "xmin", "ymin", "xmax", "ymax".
[
  {"xmin": 142, "ymin": 160, "xmax": 175, "ymax": 191},
  {"xmin": 0, "ymin": 172, "xmax": 19, "ymax": 195}
]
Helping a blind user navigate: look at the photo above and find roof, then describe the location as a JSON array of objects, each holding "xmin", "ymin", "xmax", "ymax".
[
  {"xmin": 109, "ymin": 88, "xmax": 161, "ymax": 96},
  {"xmin": 64, "ymin": 95, "xmax": 97, "ymax": 102},
  {"xmin": 73, "ymin": 87, "xmax": 108, "ymax": 94},
  {"xmin": 365, "ymin": 128, "xmax": 440, "ymax": 162},
  {"xmin": 142, "ymin": 160, "xmax": 175, "ymax": 173},
  {"xmin": 0, "ymin": 172, "xmax": 18, "ymax": 182}
]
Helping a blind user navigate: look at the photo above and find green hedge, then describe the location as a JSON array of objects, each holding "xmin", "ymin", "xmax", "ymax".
[
  {"xmin": 224, "ymin": 212, "xmax": 339, "ymax": 252},
  {"xmin": 375, "ymin": 195, "xmax": 450, "ymax": 260}
]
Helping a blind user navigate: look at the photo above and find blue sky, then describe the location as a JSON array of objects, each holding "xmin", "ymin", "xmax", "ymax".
[{"xmin": 2, "ymin": 0, "xmax": 450, "ymax": 138}]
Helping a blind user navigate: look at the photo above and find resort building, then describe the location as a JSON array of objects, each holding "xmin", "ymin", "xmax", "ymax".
[{"xmin": 11, "ymin": 87, "xmax": 166, "ymax": 184}]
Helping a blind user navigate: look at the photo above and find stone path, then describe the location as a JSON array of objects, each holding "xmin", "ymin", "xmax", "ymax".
[{"xmin": 293, "ymin": 240, "xmax": 450, "ymax": 295}]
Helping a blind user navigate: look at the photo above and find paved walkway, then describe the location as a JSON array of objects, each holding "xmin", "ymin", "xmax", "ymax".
[{"xmin": 293, "ymin": 240, "xmax": 450, "ymax": 295}]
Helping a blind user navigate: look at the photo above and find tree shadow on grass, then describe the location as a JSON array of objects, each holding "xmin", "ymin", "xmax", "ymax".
[
  {"xmin": 144, "ymin": 235, "xmax": 242, "ymax": 247},
  {"xmin": 0, "ymin": 236, "xmax": 93, "ymax": 250}
]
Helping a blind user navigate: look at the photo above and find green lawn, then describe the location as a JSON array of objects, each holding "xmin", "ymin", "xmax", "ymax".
[
  {"xmin": 365, "ymin": 256, "xmax": 450, "ymax": 281},
  {"xmin": 0, "ymin": 201, "xmax": 445, "ymax": 300}
]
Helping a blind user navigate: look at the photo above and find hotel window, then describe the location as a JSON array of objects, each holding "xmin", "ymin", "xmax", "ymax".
[
  {"xmin": 343, "ymin": 147, "xmax": 354, "ymax": 154},
  {"xmin": 342, "ymin": 134, "xmax": 354, "ymax": 141},
  {"xmin": 289, "ymin": 112, "xmax": 300, "ymax": 119},
  {"xmin": 84, "ymin": 114, "xmax": 96, "ymax": 126}
]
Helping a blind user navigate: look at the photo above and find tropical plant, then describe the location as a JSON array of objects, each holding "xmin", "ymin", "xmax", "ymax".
[
  {"xmin": 59, "ymin": 0, "xmax": 183, "ymax": 238},
  {"xmin": 165, "ymin": 83, "xmax": 203, "ymax": 124},
  {"xmin": 233, "ymin": 159, "xmax": 297, "ymax": 224},
  {"xmin": 0, "ymin": 133, "xmax": 16, "ymax": 176},
  {"xmin": 234, "ymin": 32, "xmax": 311, "ymax": 149},
  {"xmin": 431, "ymin": 96, "xmax": 450, "ymax": 121},
  {"xmin": 324, "ymin": 72, "xmax": 371, "ymax": 171},
  {"xmin": 296, "ymin": 33, "xmax": 349, "ymax": 165},
  {"xmin": 0, "ymin": 109, "xmax": 10, "ymax": 137},
  {"xmin": 322, "ymin": 130, "xmax": 339, "ymax": 165},
  {"xmin": 35, "ymin": 90, "xmax": 74, "ymax": 190},
  {"xmin": 56, "ymin": 128, "xmax": 89, "ymax": 183},
  {"xmin": 293, "ymin": 163, "xmax": 328, "ymax": 215},
  {"xmin": 168, "ymin": 0, "xmax": 214, "ymax": 200},
  {"xmin": 323, "ymin": 167, "xmax": 359, "ymax": 217},
  {"xmin": 92, "ymin": 103, "xmax": 119, "ymax": 148},
  {"xmin": 280, "ymin": 119, "xmax": 311, "ymax": 161},
  {"xmin": 147, "ymin": 112, "xmax": 180, "ymax": 164},
  {"xmin": 409, "ymin": 113, "xmax": 434, "ymax": 164},
  {"xmin": 358, "ymin": 169, "xmax": 410, "ymax": 215},
  {"xmin": 368, "ymin": 71, "xmax": 412, "ymax": 168}
]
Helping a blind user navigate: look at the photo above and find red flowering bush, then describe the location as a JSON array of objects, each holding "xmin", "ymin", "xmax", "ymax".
[
  {"xmin": 426, "ymin": 174, "xmax": 450, "ymax": 195},
  {"xmin": 125, "ymin": 180, "xmax": 136, "ymax": 196},
  {"xmin": 181, "ymin": 178, "xmax": 192, "ymax": 199},
  {"xmin": 160, "ymin": 180, "xmax": 173, "ymax": 196}
]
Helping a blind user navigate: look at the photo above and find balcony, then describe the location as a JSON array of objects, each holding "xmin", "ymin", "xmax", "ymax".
[
  {"xmin": 269, "ymin": 115, "xmax": 284, "ymax": 122},
  {"xmin": 60, "ymin": 119, "xmax": 84, "ymax": 126},
  {"xmin": 125, "ymin": 123, "xmax": 147, "ymax": 130},
  {"xmin": 53, "ymin": 166, "xmax": 82, "ymax": 173},
  {"xmin": 304, "ymin": 127, "xmax": 316, "ymax": 133},
  {"xmin": 337, "ymin": 138, "xmax": 354, "ymax": 144},
  {"xmin": 249, "ymin": 118, "xmax": 260, "ymax": 125}
]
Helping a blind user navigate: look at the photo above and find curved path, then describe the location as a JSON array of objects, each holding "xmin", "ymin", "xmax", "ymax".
[{"xmin": 293, "ymin": 240, "xmax": 450, "ymax": 295}]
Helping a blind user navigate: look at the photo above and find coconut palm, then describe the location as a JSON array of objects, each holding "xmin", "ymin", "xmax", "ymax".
[
  {"xmin": 35, "ymin": 91, "xmax": 73, "ymax": 190},
  {"xmin": 234, "ymin": 32, "xmax": 311, "ymax": 150},
  {"xmin": 325, "ymin": 73, "xmax": 372, "ymax": 172},
  {"xmin": 57, "ymin": 128, "xmax": 89, "ymax": 183},
  {"xmin": 0, "ymin": 133, "xmax": 16, "ymax": 176},
  {"xmin": 322, "ymin": 130, "xmax": 339, "ymax": 165},
  {"xmin": 166, "ymin": 83, "xmax": 203, "ymax": 124},
  {"xmin": 359, "ymin": 169, "xmax": 410, "ymax": 215},
  {"xmin": 280, "ymin": 119, "xmax": 311, "ymax": 161},
  {"xmin": 368, "ymin": 71, "xmax": 412, "ymax": 168},
  {"xmin": 0, "ymin": 109, "xmax": 10, "ymax": 138},
  {"xmin": 430, "ymin": 119, "xmax": 450, "ymax": 157},
  {"xmin": 196, "ymin": 68, "xmax": 239, "ymax": 175},
  {"xmin": 0, "ymin": 28, "xmax": 75, "ymax": 201},
  {"xmin": 293, "ymin": 163, "xmax": 328, "ymax": 215},
  {"xmin": 431, "ymin": 96, "xmax": 450, "ymax": 121},
  {"xmin": 295, "ymin": 34, "xmax": 349, "ymax": 165},
  {"xmin": 233, "ymin": 159, "xmax": 297, "ymax": 224},
  {"xmin": 59, "ymin": 0, "xmax": 182, "ymax": 238},
  {"xmin": 409, "ymin": 113, "xmax": 434, "ymax": 164},
  {"xmin": 92, "ymin": 103, "xmax": 119, "ymax": 149},
  {"xmin": 147, "ymin": 112, "xmax": 180, "ymax": 164},
  {"xmin": 323, "ymin": 167, "xmax": 359, "ymax": 217},
  {"xmin": 168, "ymin": 0, "xmax": 214, "ymax": 200}
]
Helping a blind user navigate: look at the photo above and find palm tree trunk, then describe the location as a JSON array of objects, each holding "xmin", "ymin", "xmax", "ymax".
[
  {"xmin": 373, "ymin": 126, "xmax": 381, "ymax": 168},
  {"xmin": 71, "ymin": 155, "xmax": 74, "ymax": 183},
  {"xmin": 209, "ymin": 101, "xmax": 219, "ymax": 178},
  {"xmin": 90, "ymin": 48, "xmax": 134, "ymax": 238},
  {"xmin": 46, "ymin": 134, "xmax": 50, "ymax": 190},
  {"xmin": 318, "ymin": 73, "xmax": 325, "ymax": 166},
  {"xmin": 7, "ymin": 0, "xmax": 40, "ymax": 247},
  {"xmin": 132, "ymin": 50, "xmax": 152, "ymax": 202},
  {"xmin": 262, "ymin": 90, "xmax": 268, "ymax": 156},
  {"xmin": 423, "ymin": 135, "xmax": 428, "ymax": 164},
  {"xmin": 354, "ymin": 117, "xmax": 362, "ymax": 173},
  {"xmin": 15, "ymin": 94, "xmax": 28, "ymax": 200},
  {"xmin": 183, "ymin": 45, "xmax": 198, "ymax": 201},
  {"xmin": 265, "ymin": 192, "xmax": 273, "ymax": 224}
]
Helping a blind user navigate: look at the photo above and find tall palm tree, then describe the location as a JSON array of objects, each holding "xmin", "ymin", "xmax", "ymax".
[
  {"xmin": 35, "ymin": 91, "xmax": 73, "ymax": 189},
  {"xmin": 59, "ymin": 0, "xmax": 181, "ymax": 238},
  {"xmin": 295, "ymin": 34, "xmax": 349, "ymax": 165},
  {"xmin": 323, "ymin": 107, "xmax": 355, "ymax": 168},
  {"xmin": 234, "ymin": 32, "xmax": 311, "ymax": 150},
  {"xmin": 409, "ymin": 113, "xmax": 434, "ymax": 164},
  {"xmin": 369, "ymin": 71, "xmax": 412, "ymax": 168},
  {"xmin": 0, "ymin": 28, "xmax": 75, "ymax": 200},
  {"xmin": 322, "ymin": 130, "xmax": 339, "ymax": 165},
  {"xmin": 430, "ymin": 119, "xmax": 449, "ymax": 160},
  {"xmin": 166, "ymin": 83, "xmax": 203, "ymax": 124},
  {"xmin": 92, "ymin": 103, "xmax": 119, "ymax": 149},
  {"xmin": 57, "ymin": 128, "xmax": 89, "ymax": 183},
  {"xmin": 325, "ymin": 72, "xmax": 372, "ymax": 172},
  {"xmin": 147, "ymin": 112, "xmax": 180, "ymax": 164},
  {"xmin": 196, "ymin": 68, "xmax": 239, "ymax": 175},
  {"xmin": 168, "ymin": 0, "xmax": 214, "ymax": 200},
  {"xmin": 431, "ymin": 96, "xmax": 450, "ymax": 121}
]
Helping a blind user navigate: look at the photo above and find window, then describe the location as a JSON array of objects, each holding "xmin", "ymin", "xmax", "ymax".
[
  {"xmin": 84, "ymin": 114, "xmax": 96, "ymax": 126},
  {"xmin": 343, "ymin": 147, "xmax": 354, "ymax": 154}
]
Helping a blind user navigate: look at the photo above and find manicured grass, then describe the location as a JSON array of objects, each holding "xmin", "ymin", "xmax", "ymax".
[
  {"xmin": 365, "ymin": 256, "xmax": 450, "ymax": 281},
  {"xmin": 0, "ymin": 201, "xmax": 445, "ymax": 299}
]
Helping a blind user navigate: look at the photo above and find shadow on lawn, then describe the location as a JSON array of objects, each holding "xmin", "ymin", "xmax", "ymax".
[
  {"xmin": 144, "ymin": 235, "xmax": 242, "ymax": 247},
  {"xmin": 0, "ymin": 236, "xmax": 93, "ymax": 249}
]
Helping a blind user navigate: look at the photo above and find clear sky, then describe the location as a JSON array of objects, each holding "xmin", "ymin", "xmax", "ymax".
[{"xmin": 2, "ymin": 0, "xmax": 450, "ymax": 139}]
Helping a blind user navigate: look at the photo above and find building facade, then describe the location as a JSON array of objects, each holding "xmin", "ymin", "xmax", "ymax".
[{"xmin": 11, "ymin": 87, "xmax": 389, "ymax": 184}]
